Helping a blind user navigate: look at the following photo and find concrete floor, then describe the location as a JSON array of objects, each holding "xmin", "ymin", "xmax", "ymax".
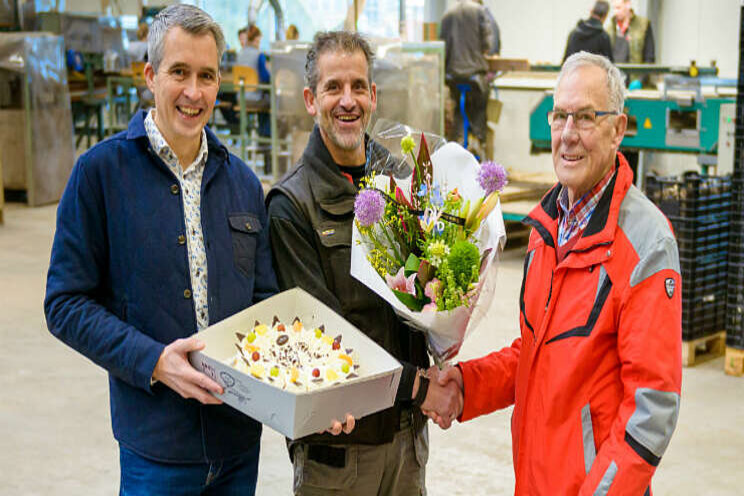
[{"xmin": 1, "ymin": 201, "xmax": 743, "ymax": 495}]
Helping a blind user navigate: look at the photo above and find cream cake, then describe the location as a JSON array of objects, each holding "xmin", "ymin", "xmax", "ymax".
[{"xmin": 224, "ymin": 316, "xmax": 360, "ymax": 392}]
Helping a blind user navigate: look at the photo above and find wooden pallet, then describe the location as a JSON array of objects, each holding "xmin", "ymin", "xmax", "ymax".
[
  {"xmin": 682, "ymin": 331, "xmax": 726, "ymax": 367},
  {"xmin": 724, "ymin": 347, "xmax": 744, "ymax": 376}
]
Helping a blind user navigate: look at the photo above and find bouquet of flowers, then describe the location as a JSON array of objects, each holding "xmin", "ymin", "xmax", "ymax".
[{"xmin": 351, "ymin": 120, "xmax": 507, "ymax": 363}]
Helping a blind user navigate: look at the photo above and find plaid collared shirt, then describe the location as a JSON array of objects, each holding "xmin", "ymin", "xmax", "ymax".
[{"xmin": 557, "ymin": 167, "xmax": 616, "ymax": 246}]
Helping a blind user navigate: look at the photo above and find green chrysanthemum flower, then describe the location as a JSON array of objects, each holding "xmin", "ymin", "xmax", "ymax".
[{"xmin": 448, "ymin": 241, "xmax": 479, "ymax": 291}]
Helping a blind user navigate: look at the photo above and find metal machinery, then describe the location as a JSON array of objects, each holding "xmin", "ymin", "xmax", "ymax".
[
  {"xmin": 36, "ymin": 11, "xmax": 128, "ymax": 147},
  {"xmin": 0, "ymin": 32, "xmax": 74, "ymax": 206}
]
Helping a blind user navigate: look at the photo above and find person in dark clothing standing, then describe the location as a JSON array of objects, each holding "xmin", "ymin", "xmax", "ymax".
[
  {"xmin": 439, "ymin": 0, "xmax": 492, "ymax": 152},
  {"xmin": 563, "ymin": 1, "xmax": 613, "ymax": 62},
  {"xmin": 266, "ymin": 31, "xmax": 462, "ymax": 495}
]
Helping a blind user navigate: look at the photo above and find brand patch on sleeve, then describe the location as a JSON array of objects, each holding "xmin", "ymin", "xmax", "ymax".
[{"xmin": 664, "ymin": 278, "xmax": 675, "ymax": 299}]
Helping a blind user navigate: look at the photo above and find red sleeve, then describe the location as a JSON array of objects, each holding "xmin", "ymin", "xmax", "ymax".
[{"xmin": 457, "ymin": 337, "xmax": 521, "ymax": 422}]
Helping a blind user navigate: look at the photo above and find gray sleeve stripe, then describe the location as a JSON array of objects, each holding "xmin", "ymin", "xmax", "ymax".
[
  {"xmin": 618, "ymin": 186, "xmax": 680, "ymax": 287},
  {"xmin": 630, "ymin": 236, "xmax": 680, "ymax": 287},
  {"xmin": 581, "ymin": 403, "xmax": 597, "ymax": 474},
  {"xmin": 592, "ymin": 461, "xmax": 618, "ymax": 496},
  {"xmin": 626, "ymin": 388, "xmax": 680, "ymax": 458}
]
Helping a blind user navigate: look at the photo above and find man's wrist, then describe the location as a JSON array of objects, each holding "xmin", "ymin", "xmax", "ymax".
[{"xmin": 412, "ymin": 369, "xmax": 430, "ymax": 407}]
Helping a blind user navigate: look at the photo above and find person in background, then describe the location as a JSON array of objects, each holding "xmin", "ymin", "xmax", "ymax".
[
  {"xmin": 563, "ymin": 1, "xmax": 613, "ymax": 62},
  {"xmin": 286, "ymin": 23, "xmax": 300, "ymax": 41},
  {"xmin": 608, "ymin": 0, "xmax": 655, "ymax": 63},
  {"xmin": 216, "ymin": 25, "xmax": 253, "ymax": 130},
  {"xmin": 45, "ymin": 5, "xmax": 348, "ymax": 494},
  {"xmin": 238, "ymin": 25, "xmax": 249, "ymax": 49},
  {"xmin": 608, "ymin": 0, "xmax": 654, "ymax": 179},
  {"xmin": 439, "ymin": 0, "xmax": 492, "ymax": 156},
  {"xmin": 267, "ymin": 30, "xmax": 462, "ymax": 495},
  {"xmin": 237, "ymin": 24, "xmax": 273, "ymax": 174},
  {"xmin": 237, "ymin": 24, "xmax": 271, "ymax": 87},
  {"xmin": 429, "ymin": 52, "xmax": 682, "ymax": 495},
  {"xmin": 127, "ymin": 21, "xmax": 149, "ymax": 63}
]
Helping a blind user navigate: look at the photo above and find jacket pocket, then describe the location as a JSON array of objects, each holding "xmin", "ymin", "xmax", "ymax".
[
  {"xmin": 316, "ymin": 218, "xmax": 352, "ymax": 248},
  {"xmin": 228, "ymin": 213, "xmax": 261, "ymax": 279},
  {"xmin": 315, "ymin": 219, "xmax": 371, "ymax": 313},
  {"xmin": 293, "ymin": 443, "xmax": 358, "ymax": 491},
  {"xmin": 546, "ymin": 265, "xmax": 613, "ymax": 344},
  {"xmin": 581, "ymin": 403, "xmax": 597, "ymax": 474},
  {"xmin": 519, "ymin": 250, "xmax": 536, "ymax": 340}
]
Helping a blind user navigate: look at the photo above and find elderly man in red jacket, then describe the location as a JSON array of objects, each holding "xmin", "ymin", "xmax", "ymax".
[{"xmin": 429, "ymin": 51, "xmax": 682, "ymax": 495}]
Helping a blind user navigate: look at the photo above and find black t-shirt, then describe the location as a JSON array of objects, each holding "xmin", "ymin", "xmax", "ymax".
[{"xmin": 337, "ymin": 163, "xmax": 366, "ymax": 189}]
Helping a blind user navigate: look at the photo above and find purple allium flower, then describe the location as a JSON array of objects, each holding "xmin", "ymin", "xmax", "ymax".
[
  {"xmin": 354, "ymin": 189, "xmax": 386, "ymax": 227},
  {"xmin": 478, "ymin": 161, "xmax": 508, "ymax": 195}
]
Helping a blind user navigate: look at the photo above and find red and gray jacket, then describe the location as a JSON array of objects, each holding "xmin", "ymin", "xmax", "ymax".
[{"xmin": 458, "ymin": 154, "xmax": 682, "ymax": 495}]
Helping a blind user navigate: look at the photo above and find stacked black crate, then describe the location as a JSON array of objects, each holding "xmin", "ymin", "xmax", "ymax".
[
  {"xmin": 646, "ymin": 174, "xmax": 730, "ymax": 341},
  {"xmin": 727, "ymin": 3, "xmax": 744, "ymax": 351}
]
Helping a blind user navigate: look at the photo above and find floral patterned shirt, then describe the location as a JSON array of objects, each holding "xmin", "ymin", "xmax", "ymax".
[{"xmin": 145, "ymin": 110, "xmax": 210, "ymax": 330}]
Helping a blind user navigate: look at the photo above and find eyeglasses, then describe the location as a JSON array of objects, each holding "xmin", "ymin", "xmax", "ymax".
[{"xmin": 547, "ymin": 109, "xmax": 618, "ymax": 130}]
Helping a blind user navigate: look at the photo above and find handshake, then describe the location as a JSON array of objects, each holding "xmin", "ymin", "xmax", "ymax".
[{"xmin": 417, "ymin": 365, "xmax": 464, "ymax": 429}]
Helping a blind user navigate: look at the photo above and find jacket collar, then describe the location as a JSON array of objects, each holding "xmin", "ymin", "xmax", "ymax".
[
  {"xmin": 524, "ymin": 152, "xmax": 633, "ymax": 252},
  {"xmin": 301, "ymin": 124, "xmax": 364, "ymax": 212}
]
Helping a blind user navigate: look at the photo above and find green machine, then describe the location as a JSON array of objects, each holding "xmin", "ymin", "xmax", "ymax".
[{"xmin": 530, "ymin": 76, "xmax": 735, "ymax": 155}]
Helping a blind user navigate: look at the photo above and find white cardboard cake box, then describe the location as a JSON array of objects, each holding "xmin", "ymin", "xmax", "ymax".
[{"xmin": 189, "ymin": 287, "xmax": 403, "ymax": 440}]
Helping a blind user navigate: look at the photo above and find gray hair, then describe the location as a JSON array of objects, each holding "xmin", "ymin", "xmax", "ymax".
[
  {"xmin": 305, "ymin": 31, "xmax": 375, "ymax": 94},
  {"xmin": 557, "ymin": 51, "xmax": 626, "ymax": 113},
  {"xmin": 148, "ymin": 4, "xmax": 226, "ymax": 73}
]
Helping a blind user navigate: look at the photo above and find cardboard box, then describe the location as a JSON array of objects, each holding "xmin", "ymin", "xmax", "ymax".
[{"xmin": 189, "ymin": 288, "xmax": 403, "ymax": 439}]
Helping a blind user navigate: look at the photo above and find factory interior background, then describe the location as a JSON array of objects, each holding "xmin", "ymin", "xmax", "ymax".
[{"xmin": 1, "ymin": 0, "xmax": 744, "ymax": 494}]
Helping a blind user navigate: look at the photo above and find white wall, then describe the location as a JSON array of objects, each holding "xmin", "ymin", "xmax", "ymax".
[
  {"xmin": 657, "ymin": 0, "xmax": 740, "ymax": 78},
  {"xmin": 481, "ymin": 0, "xmax": 593, "ymax": 64}
]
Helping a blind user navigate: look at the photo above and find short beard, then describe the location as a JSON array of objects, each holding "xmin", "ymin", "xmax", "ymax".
[{"xmin": 318, "ymin": 116, "xmax": 366, "ymax": 152}]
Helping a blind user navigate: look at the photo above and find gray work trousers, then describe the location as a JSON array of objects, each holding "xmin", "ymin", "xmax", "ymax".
[{"xmin": 290, "ymin": 422, "xmax": 429, "ymax": 496}]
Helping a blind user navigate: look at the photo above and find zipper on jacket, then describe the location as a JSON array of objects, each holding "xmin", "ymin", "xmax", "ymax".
[{"xmin": 545, "ymin": 270, "xmax": 554, "ymax": 312}]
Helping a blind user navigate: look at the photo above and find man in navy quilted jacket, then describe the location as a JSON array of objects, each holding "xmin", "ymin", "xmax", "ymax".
[{"xmin": 44, "ymin": 5, "xmax": 280, "ymax": 494}]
